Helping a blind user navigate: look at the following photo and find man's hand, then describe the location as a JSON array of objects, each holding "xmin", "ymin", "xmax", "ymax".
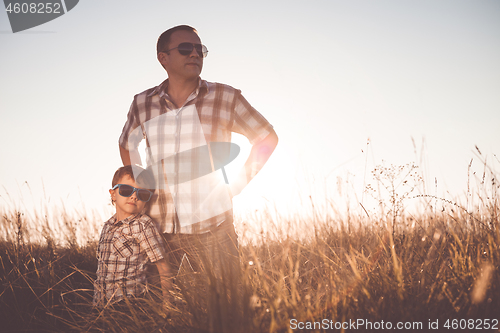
[
  {"xmin": 230, "ymin": 129, "xmax": 278, "ymax": 197},
  {"xmin": 120, "ymin": 145, "xmax": 142, "ymax": 166}
]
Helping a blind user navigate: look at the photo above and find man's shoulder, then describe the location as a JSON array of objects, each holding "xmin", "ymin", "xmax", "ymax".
[
  {"xmin": 133, "ymin": 85, "xmax": 161, "ymax": 100},
  {"xmin": 132, "ymin": 78, "xmax": 169, "ymax": 99},
  {"xmin": 204, "ymin": 80, "xmax": 240, "ymax": 94}
]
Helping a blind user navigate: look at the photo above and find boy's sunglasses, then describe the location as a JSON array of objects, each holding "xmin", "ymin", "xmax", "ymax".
[
  {"xmin": 112, "ymin": 184, "xmax": 154, "ymax": 202},
  {"xmin": 164, "ymin": 42, "xmax": 209, "ymax": 58}
]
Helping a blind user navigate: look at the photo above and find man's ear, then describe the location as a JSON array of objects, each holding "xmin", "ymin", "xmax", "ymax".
[{"xmin": 157, "ymin": 52, "xmax": 168, "ymax": 68}]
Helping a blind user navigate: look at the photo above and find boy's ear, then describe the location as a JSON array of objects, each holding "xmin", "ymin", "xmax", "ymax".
[{"xmin": 109, "ymin": 189, "xmax": 116, "ymax": 202}]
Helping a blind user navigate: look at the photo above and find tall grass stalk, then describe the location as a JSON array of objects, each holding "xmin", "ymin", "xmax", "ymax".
[{"xmin": 0, "ymin": 158, "xmax": 499, "ymax": 332}]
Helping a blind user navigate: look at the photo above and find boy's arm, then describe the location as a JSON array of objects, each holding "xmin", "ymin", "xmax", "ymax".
[
  {"xmin": 135, "ymin": 217, "xmax": 172, "ymax": 300},
  {"xmin": 155, "ymin": 258, "xmax": 172, "ymax": 299}
]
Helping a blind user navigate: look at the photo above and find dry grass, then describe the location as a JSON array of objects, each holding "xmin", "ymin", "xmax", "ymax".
[{"xmin": 0, "ymin": 159, "xmax": 499, "ymax": 332}]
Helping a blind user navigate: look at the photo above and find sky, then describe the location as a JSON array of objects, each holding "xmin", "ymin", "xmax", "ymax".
[{"xmin": 1, "ymin": 0, "xmax": 499, "ymax": 223}]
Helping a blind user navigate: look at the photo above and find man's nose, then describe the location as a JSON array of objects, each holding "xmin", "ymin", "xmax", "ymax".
[{"xmin": 189, "ymin": 46, "xmax": 200, "ymax": 57}]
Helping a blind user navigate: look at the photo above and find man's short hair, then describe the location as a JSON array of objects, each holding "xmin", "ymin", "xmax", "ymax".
[
  {"xmin": 156, "ymin": 25, "xmax": 198, "ymax": 54},
  {"xmin": 111, "ymin": 165, "xmax": 155, "ymax": 190}
]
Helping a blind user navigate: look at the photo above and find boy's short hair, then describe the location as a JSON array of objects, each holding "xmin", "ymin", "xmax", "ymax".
[{"xmin": 111, "ymin": 165, "xmax": 155, "ymax": 190}]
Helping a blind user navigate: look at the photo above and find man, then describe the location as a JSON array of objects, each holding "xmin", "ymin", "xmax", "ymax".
[{"xmin": 118, "ymin": 25, "xmax": 278, "ymax": 290}]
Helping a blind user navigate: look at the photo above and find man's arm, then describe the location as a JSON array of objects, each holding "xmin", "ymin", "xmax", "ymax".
[
  {"xmin": 230, "ymin": 128, "xmax": 278, "ymax": 197},
  {"xmin": 119, "ymin": 145, "xmax": 142, "ymax": 166}
]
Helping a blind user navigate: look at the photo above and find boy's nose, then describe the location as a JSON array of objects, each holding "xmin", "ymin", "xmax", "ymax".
[{"xmin": 130, "ymin": 192, "xmax": 138, "ymax": 201}]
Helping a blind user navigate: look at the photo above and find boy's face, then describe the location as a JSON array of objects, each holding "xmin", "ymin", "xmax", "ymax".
[{"xmin": 109, "ymin": 175, "xmax": 148, "ymax": 221}]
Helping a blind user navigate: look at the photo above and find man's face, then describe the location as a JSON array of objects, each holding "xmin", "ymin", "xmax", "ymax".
[{"xmin": 158, "ymin": 30, "xmax": 203, "ymax": 80}]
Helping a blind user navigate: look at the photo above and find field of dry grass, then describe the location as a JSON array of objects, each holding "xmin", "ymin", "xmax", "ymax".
[{"xmin": 0, "ymin": 160, "xmax": 498, "ymax": 332}]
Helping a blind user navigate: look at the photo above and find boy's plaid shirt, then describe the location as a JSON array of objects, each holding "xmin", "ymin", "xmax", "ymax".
[
  {"xmin": 119, "ymin": 79, "xmax": 274, "ymax": 234},
  {"xmin": 93, "ymin": 213, "xmax": 165, "ymax": 307}
]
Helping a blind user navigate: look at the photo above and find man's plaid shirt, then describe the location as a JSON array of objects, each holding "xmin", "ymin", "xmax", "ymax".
[
  {"xmin": 119, "ymin": 79, "xmax": 274, "ymax": 234},
  {"xmin": 93, "ymin": 213, "xmax": 165, "ymax": 307}
]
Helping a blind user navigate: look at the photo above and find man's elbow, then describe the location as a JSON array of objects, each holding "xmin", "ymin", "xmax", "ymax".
[
  {"xmin": 265, "ymin": 129, "xmax": 279, "ymax": 152},
  {"xmin": 269, "ymin": 129, "xmax": 278, "ymax": 148},
  {"xmin": 119, "ymin": 145, "xmax": 131, "ymax": 166},
  {"xmin": 256, "ymin": 129, "xmax": 278, "ymax": 157}
]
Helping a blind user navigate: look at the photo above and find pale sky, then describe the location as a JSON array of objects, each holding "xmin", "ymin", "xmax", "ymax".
[{"xmin": 1, "ymin": 0, "xmax": 499, "ymax": 221}]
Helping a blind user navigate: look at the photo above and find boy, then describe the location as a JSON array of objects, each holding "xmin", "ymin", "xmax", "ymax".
[{"xmin": 93, "ymin": 165, "xmax": 171, "ymax": 307}]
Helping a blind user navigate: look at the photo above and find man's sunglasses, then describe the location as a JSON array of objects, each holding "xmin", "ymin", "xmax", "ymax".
[
  {"xmin": 164, "ymin": 42, "xmax": 209, "ymax": 58},
  {"xmin": 112, "ymin": 184, "xmax": 154, "ymax": 202}
]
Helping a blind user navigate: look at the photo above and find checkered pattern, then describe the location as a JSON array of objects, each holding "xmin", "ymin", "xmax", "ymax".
[
  {"xmin": 119, "ymin": 79, "xmax": 273, "ymax": 234},
  {"xmin": 93, "ymin": 213, "xmax": 165, "ymax": 307}
]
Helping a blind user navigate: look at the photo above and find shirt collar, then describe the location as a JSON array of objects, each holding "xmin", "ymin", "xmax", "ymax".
[
  {"xmin": 147, "ymin": 78, "xmax": 209, "ymax": 98},
  {"xmin": 108, "ymin": 213, "xmax": 140, "ymax": 226}
]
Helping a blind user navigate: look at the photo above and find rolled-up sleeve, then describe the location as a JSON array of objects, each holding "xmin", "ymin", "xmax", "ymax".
[
  {"xmin": 230, "ymin": 92, "xmax": 273, "ymax": 145},
  {"xmin": 137, "ymin": 219, "xmax": 165, "ymax": 263},
  {"xmin": 119, "ymin": 97, "xmax": 143, "ymax": 151}
]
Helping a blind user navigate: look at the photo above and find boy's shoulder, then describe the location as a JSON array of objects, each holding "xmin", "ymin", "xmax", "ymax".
[{"xmin": 128, "ymin": 213, "xmax": 160, "ymax": 231}]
